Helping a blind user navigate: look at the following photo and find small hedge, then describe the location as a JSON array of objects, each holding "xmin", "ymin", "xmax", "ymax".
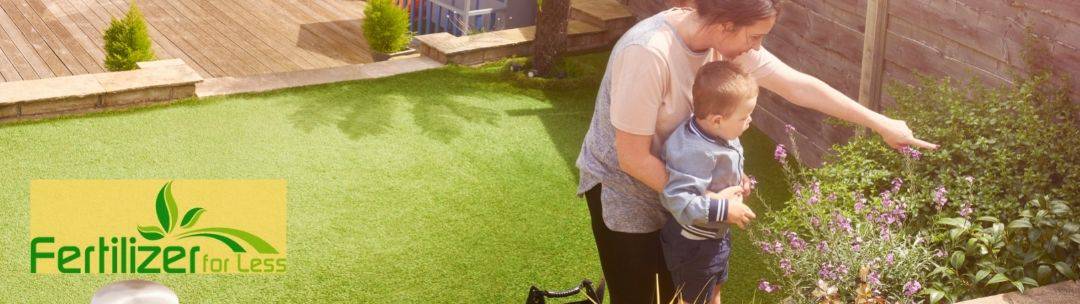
[
  {"xmin": 362, "ymin": 0, "xmax": 411, "ymax": 54},
  {"xmin": 103, "ymin": 2, "xmax": 155, "ymax": 71}
]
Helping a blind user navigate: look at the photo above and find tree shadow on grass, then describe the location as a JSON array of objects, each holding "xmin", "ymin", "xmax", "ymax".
[
  {"xmin": 279, "ymin": 52, "xmax": 609, "ymax": 172},
  {"xmin": 281, "ymin": 68, "xmax": 508, "ymax": 144}
]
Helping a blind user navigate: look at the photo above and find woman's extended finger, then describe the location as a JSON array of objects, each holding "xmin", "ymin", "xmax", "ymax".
[{"xmin": 908, "ymin": 137, "xmax": 939, "ymax": 150}]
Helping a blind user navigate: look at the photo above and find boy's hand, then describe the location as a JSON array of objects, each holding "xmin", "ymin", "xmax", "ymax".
[
  {"xmin": 709, "ymin": 185, "xmax": 744, "ymax": 200},
  {"xmin": 724, "ymin": 199, "xmax": 756, "ymax": 229}
]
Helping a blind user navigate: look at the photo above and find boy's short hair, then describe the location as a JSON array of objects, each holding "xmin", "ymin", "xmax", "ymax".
[{"xmin": 692, "ymin": 61, "xmax": 758, "ymax": 118}]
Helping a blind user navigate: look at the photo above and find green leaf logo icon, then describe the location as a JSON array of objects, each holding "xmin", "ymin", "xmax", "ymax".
[
  {"xmin": 180, "ymin": 207, "xmax": 205, "ymax": 229},
  {"xmin": 155, "ymin": 181, "xmax": 178, "ymax": 233},
  {"xmin": 137, "ymin": 182, "xmax": 278, "ymax": 254}
]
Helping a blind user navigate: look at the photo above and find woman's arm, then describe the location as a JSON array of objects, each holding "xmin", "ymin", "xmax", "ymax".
[
  {"xmin": 614, "ymin": 130, "xmax": 668, "ymax": 193},
  {"xmin": 757, "ymin": 61, "xmax": 938, "ymax": 149}
]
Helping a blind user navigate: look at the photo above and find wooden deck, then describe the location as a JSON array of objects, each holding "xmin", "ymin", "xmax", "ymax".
[{"xmin": 0, "ymin": 0, "xmax": 372, "ymax": 82}]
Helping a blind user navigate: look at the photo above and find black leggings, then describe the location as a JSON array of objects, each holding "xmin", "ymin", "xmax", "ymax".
[{"xmin": 585, "ymin": 185, "xmax": 675, "ymax": 304}]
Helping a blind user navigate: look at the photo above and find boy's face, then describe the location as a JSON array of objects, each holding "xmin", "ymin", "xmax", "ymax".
[{"xmin": 702, "ymin": 96, "xmax": 757, "ymax": 141}]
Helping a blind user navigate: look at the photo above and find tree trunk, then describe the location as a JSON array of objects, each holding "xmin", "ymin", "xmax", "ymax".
[{"xmin": 532, "ymin": 0, "xmax": 571, "ymax": 77}]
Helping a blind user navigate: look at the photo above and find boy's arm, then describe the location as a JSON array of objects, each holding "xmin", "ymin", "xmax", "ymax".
[{"xmin": 661, "ymin": 149, "xmax": 727, "ymax": 226}]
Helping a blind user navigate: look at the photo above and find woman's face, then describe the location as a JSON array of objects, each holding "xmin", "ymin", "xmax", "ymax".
[{"xmin": 705, "ymin": 16, "xmax": 777, "ymax": 59}]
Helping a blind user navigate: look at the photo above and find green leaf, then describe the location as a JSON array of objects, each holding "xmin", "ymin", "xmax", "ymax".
[
  {"xmin": 1008, "ymin": 218, "xmax": 1032, "ymax": 230},
  {"xmin": 977, "ymin": 216, "xmax": 1000, "ymax": 223},
  {"xmin": 1054, "ymin": 262, "xmax": 1077, "ymax": 279},
  {"xmin": 137, "ymin": 225, "xmax": 165, "ymax": 240},
  {"xmin": 179, "ymin": 207, "xmax": 205, "ymax": 229},
  {"xmin": 1019, "ymin": 277, "xmax": 1038, "ymax": 287},
  {"xmin": 1070, "ymin": 233, "xmax": 1080, "ymax": 245},
  {"xmin": 950, "ymin": 251, "xmax": 966, "ymax": 269},
  {"xmin": 1037, "ymin": 265, "xmax": 1052, "ymax": 282},
  {"xmin": 1012, "ymin": 280, "xmax": 1025, "ymax": 293},
  {"xmin": 975, "ymin": 269, "xmax": 990, "ymax": 283},
  {"xmin": 927, "ymin": 288, "xmax": 945, "ymax": 303},
  {"xmin": 155, "ymin": 182, "xmax": 179, "ymax": 233},
  {"xmin": 1049, "ymin": 201, "xmax": 1070, "ymax": 215},
  {"xmin": 987, "ymin": 273, "xmax": 1009, "ymax": 285},
  {"xmin": 938, "ymin": 217, "xmax": 969, "ymax": 228}
]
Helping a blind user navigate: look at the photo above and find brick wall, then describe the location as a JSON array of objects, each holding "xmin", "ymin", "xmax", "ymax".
[{"xmin": 623, "ymin": 0, "xmax": 1079, "ymax": 166}]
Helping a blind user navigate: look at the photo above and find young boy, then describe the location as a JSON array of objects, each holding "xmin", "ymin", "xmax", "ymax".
[{"xmin": 660, "ymin": 61, "xmax": 759, "ymax": 304}]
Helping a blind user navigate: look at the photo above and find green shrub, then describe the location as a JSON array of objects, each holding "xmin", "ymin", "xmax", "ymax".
[
  {"xmin": 362, "ymin": 0, "xmax": 411, "ymax": 54},
  {"xmin": 103, "ymin": 2, "xmax": 155, "ymax": 71},
  {"xmin": 753, "ymin": 70, "xmax": 1079, "ymax": 303}
]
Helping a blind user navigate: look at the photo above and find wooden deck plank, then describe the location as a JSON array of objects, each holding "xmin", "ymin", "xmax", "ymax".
[
  {"xmin": 207, "ymin": 0, "xmax": 340, "ymax": 67},
  {"xmin": 241, "ymin": 0, "xmax": 356, "ymax": 63},
  {"xmin": 52, "ymin": 0, "xmax": 106, "ymax": 61},
  {"xmin": 11, "ymin": 0, "xmax": 87, "ymax": 74},
  {"xmin": 24, "ymin": 0, "xmax": 103, "ymax": 73},
  {"xmin": 229, "ymin": 0, "xmax": 346, "ymax": 67},
  {"xmin": 248, "ymin": 0, "xmax": 366, "ymax": 64},
  {"xmin": 172, "ymin": 0, "xmax": 296, "ymax": 73},
  {"xmin": 200, "ymin": 0, "xmax": 334, "ymax": 69},
  {"xmin": 150, "ymin": 0, "xmax": 264, "ymax": 76},
  {"xmin": 0, "ymin": 8, "xmax": 36, "ymax": 80},
  {"xmin": 0, "ymin": 0, "xmax": 67, "ymax": 78},
  {"xmin": 0, "ymin": 40, "xmax": 21, "ymax": 81},
  {"xmin": 285, "ymin": 0, "xmax": 372, "ymax": 62},
  {"xmin": 191, "ymin": 0, "xmax": 324, "ymax": 70},
  {"xmin": 164, "ymin": 0, "xmax": 274, "ymax": 74},
  {"xmin": 137, "ymin": 0, "xmax": 246, "ymax": 76}
]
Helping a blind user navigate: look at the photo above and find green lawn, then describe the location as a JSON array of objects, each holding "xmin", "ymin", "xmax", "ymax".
[{"xmin": 0, "ymin": 52, "xmax": 789, "ymax": 303}]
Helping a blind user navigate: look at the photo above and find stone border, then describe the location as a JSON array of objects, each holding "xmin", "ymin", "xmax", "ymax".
[
  {"xmin": 0, "ymin": 59, "xmax": 202, "ymax": 124},
  {"xmin": 957, "ymin": 280, "xmax": 1079, "ymax": 304}
]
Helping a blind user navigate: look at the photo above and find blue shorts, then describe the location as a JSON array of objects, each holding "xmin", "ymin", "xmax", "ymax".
[{"xmin": 660, "ymin": 216, "xmax": 732, "ymax": 304}]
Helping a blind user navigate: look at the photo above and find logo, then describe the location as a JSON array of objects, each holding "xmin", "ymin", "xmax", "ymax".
[{"xmin": 30, "ymin": 180, "xmax": 286, "ymax": 274}]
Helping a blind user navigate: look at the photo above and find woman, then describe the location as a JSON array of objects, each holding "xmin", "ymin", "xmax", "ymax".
[{"xmin": 575, "ymin": 1, "xmax": 938, "ymax": 303}]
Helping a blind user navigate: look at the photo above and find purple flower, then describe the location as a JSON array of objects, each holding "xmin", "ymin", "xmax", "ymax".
[
  {"xmin": 819, "ymin": 263, "xmax": 836, "ymax": 280},
  {"xmin": 903, "ymin": 280, "xmax": 922, "ymax": 297},
  {"xmin": 959, "ymin": 202, "xmax": 974, "ymax": 218},
  {"xmin": 891, "ymin": 177, "xmax": 904, "ymax": 193},
  {"xmin": 784, "ymin": 124, "xmax": 797, "ymax": 135},
  {"xmin": 885, "ymin": 253, "xmax": 895, "ymax": 266},
  {"xmin": 879, "ymin": 226, "xmax": 891, "ymax": 241},
  {"xmin": 900, "ymin": 146, "xmax": 922, "ymax": 160},
  {"xmin": 759, "ymin": 241, "xmax": 774, "ymax": 254},
  {"xmin": 774, "ymin": 144, "xmax": 788, "ymax": 164},
  {"xmin": 934, "ymin": 249, "xmax": 946, "ymax": 258},
  {"xmin": 867, "ymin": 270, "xmax": 881, "ymax": 286},
  {"xmin": 784, "ymin": 231, "xmax": 807, "ymax": 251},
  {"xmin": 819, "ymin": 262, "xmax": 847, "ymax": 281},
  {"xmin": 832, "ymin": 212, "xmax": 853, "ymax": 234},
  {"xmin": 817, "ymin": 241, "xmax": 829, "ymax": 253},
  {"xmin": 810, "ymin": 216, "xmax": 821, "ymax": 228},
  {"xmin": 933, "ymin": 185, "xmax": 949, "ymax": 210},
  {"xmin": 964, "ymin": 176, "xmax": 974, "ymax": 183},
  {"xmin": 774, "ymin": 241, "xmax": 784, "ymax": 254},
  {"xmin": 748, "ymin": 175, "xmax": 758, "ymax": 190},
  {"xmin": 780, "ymin": 258, "xmax": 793, "ymax": 276},
  {"xmin": 758, "ymin": 279, "xmax": 780, "ymax": 293},
  {"xmin": 852, "ymin": 237, "xmax": 863, "ymax": 252},
  {"xmin": 827, "ymin": 193, "xmax": 837, "ymax": 201},
  {"xmin": 854, "ymin": 193, "xmax": 867, "ymax": 213}
]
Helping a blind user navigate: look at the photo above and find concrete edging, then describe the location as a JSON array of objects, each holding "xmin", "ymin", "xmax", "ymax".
[{"xmin": 0, "ymin": 59, "xmax": 202, "ymax": 124}]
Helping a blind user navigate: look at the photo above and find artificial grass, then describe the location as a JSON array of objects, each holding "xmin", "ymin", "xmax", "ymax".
[{"xmin": 0, "ymin": 52, "xmax": 789, "ymax": 303}]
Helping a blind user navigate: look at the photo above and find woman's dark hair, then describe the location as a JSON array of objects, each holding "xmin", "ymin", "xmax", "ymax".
[{"xmin": 692, "ymin": 0, "xmax": 782, "ymax": 29}]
